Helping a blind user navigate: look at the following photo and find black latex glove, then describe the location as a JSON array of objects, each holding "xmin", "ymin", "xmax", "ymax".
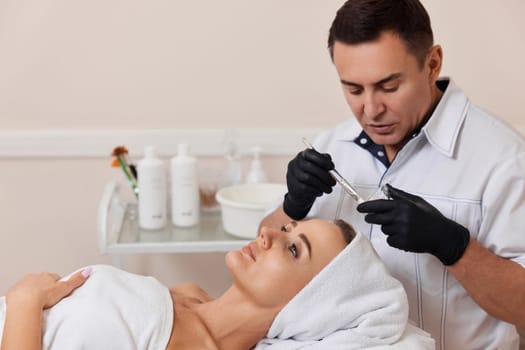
[
  {"xmin": 283, "ymin": 148, "xmax": 336, "ymax": 220},
  {"xmin": 357, "ymin": 184, "xmax": 470, "ymax": 265}
]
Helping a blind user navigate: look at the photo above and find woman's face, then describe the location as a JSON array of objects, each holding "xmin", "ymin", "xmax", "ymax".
[{"xmin": 225, "ymin": 219, "xmax": 347, "ymax": 309}]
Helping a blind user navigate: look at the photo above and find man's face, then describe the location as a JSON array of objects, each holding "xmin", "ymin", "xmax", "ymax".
[{"xmin": 332, "ymin": 31, "xmax": 441, "ymax": 158}]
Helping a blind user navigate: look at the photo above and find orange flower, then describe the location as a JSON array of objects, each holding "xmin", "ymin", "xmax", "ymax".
[
  {"xmin": 111, "ymin": 146, "xmax": 129, "ymax": 167},
  {"xmin": 111, "ymin": 146, "xmax": 129, "ymax": 157}
]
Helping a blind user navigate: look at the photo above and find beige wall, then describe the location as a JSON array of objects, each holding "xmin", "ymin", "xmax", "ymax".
[{"xmin": 1, "ymin": 0, "xmax": 525, "ymax": 298}]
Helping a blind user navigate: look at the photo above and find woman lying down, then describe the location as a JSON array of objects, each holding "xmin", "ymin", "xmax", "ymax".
[{"xmin": 0, "ymin": 219, "xmax": 435, "ymax": 350}]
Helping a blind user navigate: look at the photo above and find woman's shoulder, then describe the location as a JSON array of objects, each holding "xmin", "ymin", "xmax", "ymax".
[{"xmin": 170, "ymin": 283, "xmax": 213, "ymax": 303}]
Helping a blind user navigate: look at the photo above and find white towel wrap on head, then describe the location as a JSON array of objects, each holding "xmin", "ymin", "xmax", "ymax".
[{"xmin": 255, "ymin": 232, "xmax": 435, "ymax": 349}]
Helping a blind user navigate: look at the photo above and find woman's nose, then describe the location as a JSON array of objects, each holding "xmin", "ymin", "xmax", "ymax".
[{"xmin": 258, "ymin": 226, "xmax": 280, "ymax": 249}]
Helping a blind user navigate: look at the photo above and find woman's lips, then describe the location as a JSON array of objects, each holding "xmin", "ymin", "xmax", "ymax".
[{"xmin": 241, "ymin": 242, "xmax": 256, "ymax": 261}]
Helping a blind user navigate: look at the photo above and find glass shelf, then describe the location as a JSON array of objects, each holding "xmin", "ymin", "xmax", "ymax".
[{"xmin": 98, "ymin": 182, "xmax": 250, "ymax": 257}]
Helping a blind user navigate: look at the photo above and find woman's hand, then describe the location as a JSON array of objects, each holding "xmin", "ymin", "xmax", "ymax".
[
  {"xmin": 6, "ymin": 267, "xmax": 92, "ymax": 309},
  {"xmin": 1, "ymin": 267, "xmax": 92, "ymax": 350}
]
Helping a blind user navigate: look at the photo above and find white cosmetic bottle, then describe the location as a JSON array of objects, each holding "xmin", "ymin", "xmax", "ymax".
[
  {"xmin": 137, "ymin": 146, "xmax": 167, "ymax": 230},
  {"xmin": 244, "ymin": 146, "xmax": 268, "ymax": 184},
  {"xmin": 171, "ymin": 143, "xmax": 200, "ymax": 227},
  {"xmin": 221, "ymin": 129, "xmax": 242, "ymax": 188}
]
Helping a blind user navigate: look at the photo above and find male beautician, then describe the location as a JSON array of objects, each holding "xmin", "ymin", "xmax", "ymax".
[{"xmin": 260, "ymin": 0, "xmax": 525, "ymax": 349}]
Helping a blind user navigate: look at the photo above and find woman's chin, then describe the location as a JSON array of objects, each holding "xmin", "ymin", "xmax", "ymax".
[{"xmin": 225, "ymin": 250, "xmax": 243, "ymax": 273}]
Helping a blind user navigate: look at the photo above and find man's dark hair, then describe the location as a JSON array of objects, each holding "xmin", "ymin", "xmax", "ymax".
[{"xmin": 328, "ymin": 0, "xmax": 434, "ymax": 67}]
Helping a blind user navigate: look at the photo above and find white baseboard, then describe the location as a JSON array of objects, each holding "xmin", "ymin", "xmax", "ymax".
[{"xmin": 0, "ymin": 128, "xmax": 325, "ymax": 158}]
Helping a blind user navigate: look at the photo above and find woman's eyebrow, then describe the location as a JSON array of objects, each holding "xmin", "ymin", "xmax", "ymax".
[
  {"xmin": 290, "ymin": 220, "xmax": 298, "ymax": 228},
  {"xmin": 299, "ymin": 233, "xmax": 312, "ymax": 259}
]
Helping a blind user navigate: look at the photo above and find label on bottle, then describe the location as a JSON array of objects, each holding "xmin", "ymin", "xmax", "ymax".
[
  {"xmin": 171, "ymin": 163, "xmax": 200, "ymax": 227},
  {"xmin": 138, "ymin": 164, "xmax": 167, "ymax": 230}
]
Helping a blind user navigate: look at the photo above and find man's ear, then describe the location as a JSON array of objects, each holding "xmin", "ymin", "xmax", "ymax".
[{"xmin": 427, "ymin": 45, "xmax": 443, "ymax": 81}]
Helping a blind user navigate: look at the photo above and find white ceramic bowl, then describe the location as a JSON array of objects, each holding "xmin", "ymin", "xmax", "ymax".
[{"xmin": 216, "ymin": 183, "xmax": 287, "ymax": 239}]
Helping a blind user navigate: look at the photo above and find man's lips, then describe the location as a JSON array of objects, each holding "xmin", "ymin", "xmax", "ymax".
[
  {"xmin": 367, "ymin": 123, "xmax": 395, "ymax": 134},
  {"xmin": 241, "ymin": 242, "xmax": 256, "ymax": 261}
]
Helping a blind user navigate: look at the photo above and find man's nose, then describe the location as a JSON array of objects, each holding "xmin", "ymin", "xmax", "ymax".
[{"xmin": 363, "ymin": 92, "xmax": 385, "ymax": 120}]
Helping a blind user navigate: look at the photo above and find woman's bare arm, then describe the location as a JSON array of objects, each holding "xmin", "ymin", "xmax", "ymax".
[{"xmin": 1, "ymin": 269, "xmax": 91, "ymax": 350}]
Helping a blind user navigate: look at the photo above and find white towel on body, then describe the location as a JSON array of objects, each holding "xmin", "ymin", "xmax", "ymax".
[
  {"xmin": 255, "ymin": 232, "xmax": 435, "ymax": 349},
  {"xmin": 0, "ymin": 265, "xmax": 173, "ymax": 350}
]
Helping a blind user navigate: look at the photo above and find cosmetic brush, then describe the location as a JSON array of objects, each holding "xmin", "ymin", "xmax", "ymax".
[{"xmin": 111, "ymin": 146, "xmax": 139, "ymax": 198}]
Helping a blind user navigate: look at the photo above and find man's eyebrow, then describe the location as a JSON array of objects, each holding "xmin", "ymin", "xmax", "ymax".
[
  {"xmin": 340, "ymin": 73, "xmax": 402, "ymax": 88},
  {"xmin": 290, "ymin": 220, "xmax": 298, "ymax": 228},
  {"xmin": 340, "ymin": 79, "xmax": 361, "ymax": 88},
  {"xmin": 374, "ymin": 73, "xmax": 402, "ymax": 86},
  {"xmin": 299, "ymin": 233, "xmax": 312, "ymax": 258}
]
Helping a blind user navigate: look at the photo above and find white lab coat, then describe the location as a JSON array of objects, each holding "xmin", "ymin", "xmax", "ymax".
[{"xmin": 306, "ymin": 79, "xmax": 525, "ymax": 350}]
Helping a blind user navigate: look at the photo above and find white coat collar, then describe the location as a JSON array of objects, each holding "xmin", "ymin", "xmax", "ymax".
[
  {"xmin": 422, "ymin": 78, "xmax": 470, "ymax": 158},
  {"xmin": 334, "ymin": 118, "xmax": 362, "ymax": 142},
  {"xmin": 334, "ymin": 78, "xmax": 469, "ymax": 158}
]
